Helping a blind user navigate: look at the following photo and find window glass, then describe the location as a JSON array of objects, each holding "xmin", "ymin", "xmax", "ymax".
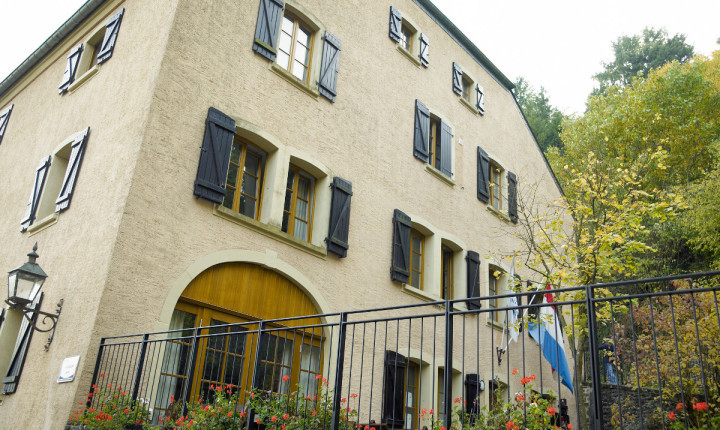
[
  {"xmin": 282, "ymin": 166, "xmax": 315, "ymax": 241},
  {"xmin": 441, "ymin": 246, "xmax": 454, "ymax": 300},
  {"xmin": 410, "ymin": 230, "xmax": 424, "ymax": 289},
  {"xmin": 405, "ymin": 362, "xmax": 419, "ymax": 429},
  {"xmin": 429, "ymin": 117, "xmax": 440, "ymax": 169},
  {"xmin": 400, "ymin": 23, "xmax": 413, "ymax": 52},
  {"xmin": 489, "ymin": 270, "xmax": 501, "ymax": 322},
  {"xmin": 223, "ymin": 139, "xmax": 266, "ymax": 220},
  {"xmin": 462, "ymin": 77, "xmax": 471, "ymax": 102},
  {"xmin": 276, "ymin": 14, "xmax": 313, "ymax": 83},
  {"xmin": 257, "ymin": 334, "xmax": 294, "ymax": 394},
  {"xmin": 490, "ymin": 163, "xmax": 502, "ymax": 210},
  {"xmin": 438, "ymin": 369, "xmax": 446, "ymax": 422}
]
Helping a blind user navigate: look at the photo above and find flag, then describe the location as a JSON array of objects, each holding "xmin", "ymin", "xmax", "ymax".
[{"xmin": 527, "ymin": 289, "xmax": 574, "ymax": 393}]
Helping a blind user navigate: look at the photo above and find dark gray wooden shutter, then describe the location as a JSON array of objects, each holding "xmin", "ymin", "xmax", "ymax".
[
  {"xmin": 382, "ymin": 350, "xmax": 406, "ymax": 428},
  {"xmin": 476, "ymin": 83, "xmax": 485, "ymax": 115},
  {"xmin": 413, "ymin": 100, "xmax": 430, "ymax": 163},
  {"xmin": 507, "ymin": 171, "xmax": 518, "ymax": 223},
  {"xmin": 476, "ymin": 147, "xmax": 489, "ymax": 203},
  {"xmin": 252, "ymin": 0, "xmax": 284, "ymax": 61},
  {"xmin": 96, "ymin": 8, "xmax": 125, "ymax": 64},
  {"xmin": 439, "ymin": 120, "xmax": 453, "ymax": 177},
  {"xmin": 465, "ymin": 374, "xmax": 480, "ymax": 418},
  {"xmin": 2, "ymin": 293, "xmax": 43, "ymax": 394},
  {"xmin": 58, "ymin": 44, "xmax": 83, "ymax": 94},
  {"xmin": 452, "ymin": 62, "xmax": 462, "ymax": 95},
  {"xmin": 318, "ymin": 31, "xmax": 341, "ymax": 103},
  {"xmin": 0, "ymin": 309, "xmax": 5, "ymax": 332},
  {"xmin": 466, "ymin": 251, "xmax": 481, "ymax": 309},
  {"xmin": 418, "ymin": 33, "xmax": 429, "ymax": 67},
  {"xmin": 193, "ymin": 107, "xmax": 235, "ymax": 204},
  {"xmin": 326, "ymin": 177, "xmax": 352, "ymax": 258},
  {"xmin": 388, "ymin": 6, "xmax": 402, "ymax": 42},
  {"xmin": 20, "ymin": 156, "xmax": 51, "ymax": 232},
  {"xmin": 55, "ymin": 127, "xmax": 90, "ymax": 212},
  {"xmin": 391, "ymin": 209, "xmax": 412, "ymax": 283},
  {"xmin": 0, "ymin": 104, "xmax": 13, "ymax": 146}
]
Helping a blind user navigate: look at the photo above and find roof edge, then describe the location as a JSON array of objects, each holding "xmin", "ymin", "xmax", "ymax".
[
  {"xmin": 411, "ymin": 0, "xmax": 514, "ymax": 91},
  {"xmin": 0, "ymin": 0, "xmax": 108, "ymax": 101}
]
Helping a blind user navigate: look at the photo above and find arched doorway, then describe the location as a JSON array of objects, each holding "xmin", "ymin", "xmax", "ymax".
[{"xmin": 156, "ymin": 263, "xmax": 323, "ymax": 414}]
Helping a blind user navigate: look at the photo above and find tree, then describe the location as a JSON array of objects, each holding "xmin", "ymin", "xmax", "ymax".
[
  {"xmin": 593, "ymin": 27, "xmax": 694, "ymax": 94},
  {"xmin": 569, "ymin": 51, "xmax": 720, "ymax": 275},
  {"xmin": 513, "ymin": 77, "xmax": 564, "ymax": 153}
]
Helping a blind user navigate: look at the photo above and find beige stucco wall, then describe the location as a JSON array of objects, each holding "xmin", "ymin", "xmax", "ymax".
[
  {"xmin": 0, "ymin": 0, "xmax": 179, "ymax": 428},
  {"xmin": 0, "ymin": 0, "xmax": 571, "ymax": 428}
]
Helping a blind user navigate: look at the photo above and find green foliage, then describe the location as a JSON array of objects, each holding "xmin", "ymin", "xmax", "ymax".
[
  {"xmin": 611, "ymin": 279, "xmax": 720, "ymax": 429},
  {"xmin": 514, "ymin": 77, "xmax": 564, "ymax": 153},
  {"xmin": 593, "ymin": 27, "xmax": 694, "ymax": 95},
  {"xmin": 419, "ymin": 375, "xmax": 564, "ymax": 430},
  {"xmin": 683, "ymin": 146, "xmax": 720, "ymax": 268},
  {"xmin": 68, "ymin": 376, "xmax": 150, "ymax": 429},
  {"xmin": 247, "ymin": 378, "xmax": 358, "ymax": 430},
  {"xmin": 159, "ymin": 384, "xmax": 246, "ymax": 429}
]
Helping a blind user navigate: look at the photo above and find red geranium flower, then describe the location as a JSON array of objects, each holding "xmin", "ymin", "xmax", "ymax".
[{"xmin": 668, "ymin": 411, "xmax": 675, "ymax": 420}]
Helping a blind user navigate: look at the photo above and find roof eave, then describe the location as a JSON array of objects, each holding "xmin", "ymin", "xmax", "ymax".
[
  {"xmin": 412, "ymin": 0, "xmax": 515, "ymax": 91},
  {"xmin": 0, "ymin": 0, "xmax": 108, "ymax": 101}
]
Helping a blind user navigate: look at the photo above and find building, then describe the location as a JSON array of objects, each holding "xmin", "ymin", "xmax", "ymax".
[{"xmin": 0, "ymin": 0, "xmax": 568, "ymax": 428}]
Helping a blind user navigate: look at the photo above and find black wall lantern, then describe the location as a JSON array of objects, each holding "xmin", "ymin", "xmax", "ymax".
[{"xmin": 6, "ymin": 243, "xmax": 62, "ymax": 351}]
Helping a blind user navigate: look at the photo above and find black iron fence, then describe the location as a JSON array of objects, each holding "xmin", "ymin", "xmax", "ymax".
[{"xmin": 79, "ymin": 271, "xmax": 720, "ymax": 429}]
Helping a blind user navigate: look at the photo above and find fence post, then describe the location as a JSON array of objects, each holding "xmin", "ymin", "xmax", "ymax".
[
  {"xmin": 443, "ymin": 303, "xmax": 453, "ymax": 430},
  {"xmin": 331, "ymin": 312, "xmax": 348, "ymax": 430},
  {"xmin": 246, "ymin": 321, "xmax": 265, "ymax": 430},
  {"xmin": 182, "ymin": 326, "xmax": 201, "ymax": 416},
  {"xmin": 87, "ymin": 337, "xmax": 107, "ymax": 407},
  {"xmin": 131, "ymin": 333, "xmax": 149, "ymax": 401},
  {"xmin": 585, "ymin": 283, "xmax": 603, "ymax": 430}
]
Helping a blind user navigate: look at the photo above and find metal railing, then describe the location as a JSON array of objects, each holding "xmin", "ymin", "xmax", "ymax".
[{"xmin": 81, "ymin": 271, "xmax": 720, "ymax": 429}]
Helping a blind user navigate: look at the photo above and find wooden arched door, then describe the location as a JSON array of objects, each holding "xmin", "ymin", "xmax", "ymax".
[{"xmin": 156, "ymin": 263, "xmax": 323, "ymax": 412}]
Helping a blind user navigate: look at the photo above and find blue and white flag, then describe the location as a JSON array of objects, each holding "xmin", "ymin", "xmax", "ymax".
[{"xmin": 527, "ymin": 289, "xmax": 574, "ymax": 393}]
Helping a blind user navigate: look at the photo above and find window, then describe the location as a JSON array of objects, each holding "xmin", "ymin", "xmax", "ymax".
[
  {"xmin": 282, "ymin": 165, "xmax": 315, "ymax": 241},
  {"xmin": 477, "ymin": 148, "xmax": 518, "ymax": 223},
  {"xmin": 452, "ymin": 63, "xmax": 484, "ymax": 114},
  {"xmin": 489, "ymin": 162, "xmax": 503, "ymax": 211},
  {"xmin": 252, "ymin": 0, "xmax": 341, "ymax": 102},
  {"xmin": 20, "ymin": 128, "xmax": 89, "ymax": 232},
  {"xmin": 400, "ymin": 22, "xmax": 414, "ymax": 52},
  {"xmin": 155, "ymin": 301, "xmax": 322, "ymax": 417},
  {"xmin": 222, "ymin": 138, "xmax": 266, "ymax": 220},
  {"xmin": 277, "ymin": 13, "xmax": 313, "ymax": 82},
  {"xmin": 382, "ymin": 351, "xmax": 424, "ymax": 429},
  {"xmin": 461, "ymin": 75, "xmax": 472, "ymax": 103},
  {"xmin": 489, "ymin": 270, "xmax": 499, "ymax": 322},
  {"xmin": 404, "ymin": 361, "xmax": 420, "ymax": 429},
  {"xmin": 438, "ymin": 369, "xmax": 446, "ymax": 422},
  {"xmin": 441, "ymin": 246, "xmax": 454, "ymax": 300},
  {"xmin": 414, "ymin": 100, "xmax": 453, "ymax": 178},
  {"xmin": 409, "ymin": 229, "xmax": 424, "ymax": 289},
  {"xmin": 59, "ymin": 9, "xmax": 124, "ymax": 93},
  {"xmin": 388, "ymin": 6, "xmax": 429, "ymax": 67},
  {"xmin": 488, "ymin": 267, "xmax": 506, "ymax": 324}
]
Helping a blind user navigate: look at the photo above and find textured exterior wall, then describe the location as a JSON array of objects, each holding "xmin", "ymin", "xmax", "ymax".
[
  {"xmin": 0, "ymin": 0, "xmax": 570, "ymax": 428},
  {"xmin": 0, "ymin": 0, "xmax": 178, "ymax": 428}
]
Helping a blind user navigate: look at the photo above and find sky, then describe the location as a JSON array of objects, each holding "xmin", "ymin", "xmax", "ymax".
[{"xmin": 0, "ymin": 0, "xmax": 718, "ymax": 114}]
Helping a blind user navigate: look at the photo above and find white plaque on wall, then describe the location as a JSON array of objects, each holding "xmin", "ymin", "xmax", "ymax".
[{"xmin": 57, "ymin": 355, "xmax": 80, "ymax": 383}]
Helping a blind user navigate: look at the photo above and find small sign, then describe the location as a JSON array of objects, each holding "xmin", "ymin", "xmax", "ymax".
[{"xmin": 57, "ymin": 355, "xmax": 80, "ymax": 383}]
